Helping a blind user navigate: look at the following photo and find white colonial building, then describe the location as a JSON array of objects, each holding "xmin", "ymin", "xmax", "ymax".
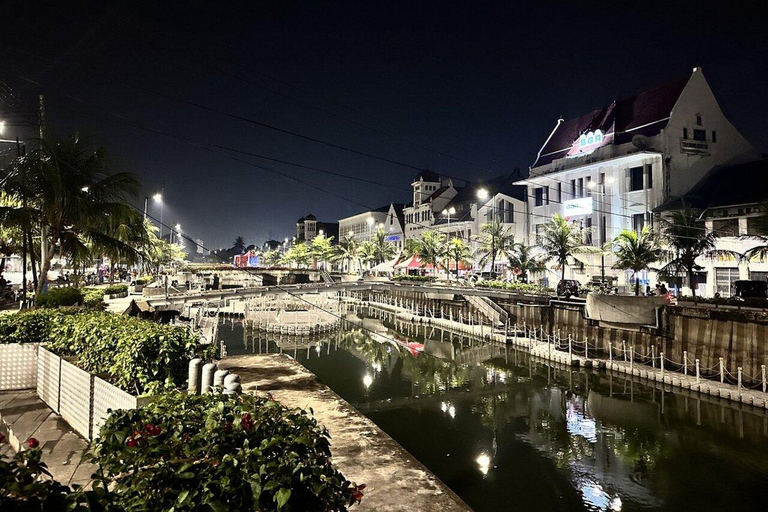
[
  {"xmin": 519, "ymin": 67, "xmax": 757, "ymax": 291},
  {"xmin": 338, "ymin": 203, "xmax": 406, "ymax": 250},
  {"xmin": 403, "ymin": 170, "xmax": 458, "ymax": 239}
]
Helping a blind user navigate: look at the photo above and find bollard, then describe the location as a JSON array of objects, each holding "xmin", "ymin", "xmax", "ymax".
[
  {"xmin": 719, "ymin": 357, "xmax": 724, "ymax": 384},
  {"xmin": 622, "ymin": 340, "xmax": 627, "ymax": 362},
  {"xmin": 609, "ymin": 342, "xmax": 612, "ymax": 364},
  {"xmin": 568, "ymin": 335, "xmax": 572, "ymax": 359},
  {"xmin": 630, "ymin": 345, "xmax": 634, "ymax": 374},
  {"xmin": 213, "ymin": 369, "xmax": 230, "ymax": 389},
  {"xmin": 763, "ymin": 365, "xmax": 767, "ymax": 394},
  {"xmin": 738, "ymin": 367, "xmax": 743, "ymax": 397},
  {"xmin": 188, "ymin": 358, "xmax": 202, "ymax": 395},
  {"xmin": 660, "ymin": 352, "xmax": 664, "ymax": 381},
  {"xmin": 696, "ymin": 359, "xmax": 701, "ymax": 385},
  {"xmin": 223, "ymin": 382, "xmax": 242, "ymax": 395},
  {"xmin": 683, "ymin": 351, "xmax": 688, "ymax": 376},
  {"xmin": 651, "ymin": 345, "xmax": 656, "ymax": 369},
  {"xmin": 201, "ymin": 362, "xmax": 217, "ymax": 393},
  {"xmin": 585, "ymin": 337, "xmax": 589, "ymax": 360}
]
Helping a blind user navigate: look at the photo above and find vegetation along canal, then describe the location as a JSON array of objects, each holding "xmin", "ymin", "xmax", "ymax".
[{"xmin": 219, "ymin": 307, "xmax": 768, "ymax": 512}]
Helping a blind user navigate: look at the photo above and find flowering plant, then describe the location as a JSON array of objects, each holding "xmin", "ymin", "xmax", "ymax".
[{"xmin": 91, "ymin": 392, "xmax": 363, "ymax": 511}]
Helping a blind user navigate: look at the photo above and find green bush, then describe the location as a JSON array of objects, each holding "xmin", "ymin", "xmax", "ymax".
[
  {"xmin": 0, "ymin": 309, "xmax": 214, "ymax": 395},
  {"xmin": 36, "ymin": 287, "xmax": 83, "ymax": 308},
  {"xmin": 91, "ymin": 392, "xmax": 363, "ymax": 511},
  {"xmin": 82, "ymin": 288, "xmax": 106, "ymax": 308},
  {"xmin": 391, "ymin": 275, "xmax": 436, "ymax": 283},
  {"xmin": 0, "ymin": 308, "xmax": 78, "ymax": 344},
  {"xmin": 476, "ymin": 280, "xmax": 552, "ymax": 294},
  {"xmin": 103, "ymin": 284, "xmax": 128, "ymax": 296},
  {"xmin": 131, "ymin": 277, "xmax": 152, "ymax": 286}
]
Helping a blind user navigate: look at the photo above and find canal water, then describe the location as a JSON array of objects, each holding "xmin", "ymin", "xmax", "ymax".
[{"xmin": 219, "ymin": 309, "xmax": 768, "ymax": 512}]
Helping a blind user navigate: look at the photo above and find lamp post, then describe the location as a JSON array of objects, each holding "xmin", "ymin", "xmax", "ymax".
[
  {"xmin": 476, "ymin": 188, "xmax": 495, "ymax": 277},
  {"xmin": 442, "ymin": 206, "xmax": 456, "ymax": 238},
  {"xmin": 587, "ymin": 177, "xmax": 615, "ymax": 283},
  {"xmin": 367, "ymin": 216, "xmax": 375, "ymax": 241}
]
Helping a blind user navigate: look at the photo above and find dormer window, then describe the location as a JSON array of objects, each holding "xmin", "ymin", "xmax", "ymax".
[{"xmin": 696, "ymin": 115, "xmax": 702, "ymax": 126}]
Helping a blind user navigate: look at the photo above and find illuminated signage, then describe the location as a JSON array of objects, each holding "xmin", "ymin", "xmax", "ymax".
[
  {"xmin": 385, "ymin": 235, "xmax": 402, "ymax": 242},
  {"xmin": 563, "ymin": 197, "xmax": 593, "ymax": 216},
  {"xmin": 566, "ymin": 129, "xmax": 611, "ymax": 158}
]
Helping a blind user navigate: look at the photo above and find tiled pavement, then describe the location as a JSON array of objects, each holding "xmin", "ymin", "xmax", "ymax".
[{"xmin": 0, "ymin": 390, "xmax": 96, "ymax": 487}]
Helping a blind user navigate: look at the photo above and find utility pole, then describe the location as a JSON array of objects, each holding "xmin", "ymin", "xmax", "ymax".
[
  {"xmin": 17, "ymin": 137, "xmax": 27, "ymax": 308},
  {"xmin": 38, "ymin": 94, "xmax": 47, "ymax": 298}
]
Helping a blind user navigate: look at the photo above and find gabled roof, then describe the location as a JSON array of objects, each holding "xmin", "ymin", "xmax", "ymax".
[
  {"xmin": 435, "ymin": 172, "xmax": 527, "ymax": 224},
  {"xmin": 534, "ymin": 76, "xmax": 689, "ymax": 167},
  {"xmin": 656, "ymin": 159, "xmax": 768, "ymax": 211},
  {"xmin": 428, "ymin": 185, "xmax": 451, "ymax": 201},
  {"xmin": 389, "ymin": 203, "xmax": 406, "ymax": 228},
  {"xmin": 304, "ymin": 213, "xmax": 317, "ymax": 221},
  {"xmin": 414, "ymin": 169, "xmax": 440, "ymax": 182}
]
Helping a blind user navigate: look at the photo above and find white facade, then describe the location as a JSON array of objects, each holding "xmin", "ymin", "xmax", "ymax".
[
  {"xmin": 520, "ymin": 68, "xmax": 756, "ymax": 291},
  {"xmin": 339, "ymin": 209, "xmax": 389, "ymax": 243}
]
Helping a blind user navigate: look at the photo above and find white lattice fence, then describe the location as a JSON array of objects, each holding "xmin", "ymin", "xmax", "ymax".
[
  {"xmin": 36, "ymin": 347, "xmax": 61, "ymax": 412},
  {"xmin": 91, "ymin": 376, "xmax": 138, "ymax": 438},
  {"xmin": 59, "ymin": 359, "xmax": 93, "ymax": 439},
  {"xmin": 0, "ymin": 343, "xmax": 39, "ymax": 390}
]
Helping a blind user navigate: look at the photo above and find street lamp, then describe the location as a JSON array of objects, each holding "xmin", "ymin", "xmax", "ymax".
[
  {"xmin": 151, "ymin": 193, "xmax": 164, "ymax": 237},
  {"xmin": 144, "ymin": 192, "xmax": 162, "ymax": 221},
  {"xmin": 366, "ymin": 216, "xmax": 375, "ymax": 241},
  {"xmin": 442, "ymin": 206, "xmax": 456, "ymax": 236}
]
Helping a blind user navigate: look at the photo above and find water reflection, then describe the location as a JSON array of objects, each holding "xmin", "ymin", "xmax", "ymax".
[{"xmin": 221, "ymin": 309, "xmax": 768, "ymax": 512}]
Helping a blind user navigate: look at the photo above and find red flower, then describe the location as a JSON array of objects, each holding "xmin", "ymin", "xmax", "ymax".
[
  {"xmin": 241, "ymin": 413, "xmax": 254, "ymax": 431},
  {"xmin": 349, "ymin": 484, "xmax": 366, "ymax": 505},
  {"xmin": 0, "ymin": 433, "xmax": 5, "ymax": 443},
  {"xmin": 27, "ymin": 438, "xmax": 40, "ymax": 449},
  {"xmin": 126, "ymin": 437, "xmax": 138, "ymax": 448},
  {"xmin": 145, "ymin": 423, "xmax": 161, "ymax": 436},
  {"xmin": 224, "ymin": 421, "xmax": 233, "ymax": 433}
]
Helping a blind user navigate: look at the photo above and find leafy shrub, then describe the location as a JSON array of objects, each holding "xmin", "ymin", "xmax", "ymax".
[
  {"xmin": 477, "ymin": 280, "xmax": 552, "ymax": 294},
  {"xmin": 0, "ymin": 309, "xmax": 214, "ymax": 394},
  {"xmin": 36, "ymin": 287, "xmax": 83, "ymax": 308},
  {"xmin": 0, "ymin": 441, "xmax": 102, "ymax": 511},
  {"xmin": 91, "ymin": 392, "xmax": 363, "ymax": 511},
  {"xmin": 391, "ymin": 275, "xmax": 436, "ymax": 283},
  {"xmin": 0, "ymin": 308, "xmax": 78, "ymax": 344},
  {"xmin": 131, "ymin": 277, "xmax": 152, "ymax": 286},
  {"xmin": 103, "ymin": 284, "xmax": 128, "ymax": 296},
  {"xmin": 45, "ymin": 311, "xmax": 215, "ymax": 395},
  {"xmin": 82, "ymin": 288, "xmax": 106, "ymax": 308}
]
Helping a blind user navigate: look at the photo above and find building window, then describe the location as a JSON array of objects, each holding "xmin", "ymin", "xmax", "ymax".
[
  {"xmin": 683, "ymin": 127, "xmax": 688, "ymax": 139},
  {"xmin": 584, "ymin": 218, "xmax": 593, "ymax": 245},
  {"xmin": 646, "ymin": 165, "xmax": 653, "ymax": 189},
  {"xmin": 712, "ymin": 130, "xmax": 717, "ymax": 143},
  {"xmin": 712, "ymin": 218, "xmax": 739, "ymax": 237},
  {"xmin": 578, "ymin": 178, "xmax": 584, "ymax": 197},
  {"xmin": 747, "ymin": 217, "xmax": 766, "ymax": 236},
  {"xmin": 750, "ymin": 271, "xmax": 768, "ymax": 282},
  {"xmin": 693, "ymin": 129, "xmax": 706, "ymax": 141},
  {"xmin": 534, "ymin": 187, "xmax": 544, "ymax": 207},
  {"xmin": 557, "ymin": 183, "xmax": 562, "ymax": 203},
  {"xmin": 696, "ymin": 115, "xmax": 702, "ymax": 126},
  {"xmin": 715, "ymin": 268, "xmax": 739, "ymax": 298},
  {"xmin": 571, "ymin": 179, "xmax": 576, "ymax": 198},
  {"xmin": 629, "ymin": 167, "xmax": 644, "ymax": 191},
  {"xmin": 633, "ymin": 213, "xmax": 645, "ymax": 233},
  {"xmin": 544, "ymin": 186, "xmax": 550, "ymax": 205},
  {"xmin": 585, "ymin": 177, "xmax": 592, "ymax": 194}
]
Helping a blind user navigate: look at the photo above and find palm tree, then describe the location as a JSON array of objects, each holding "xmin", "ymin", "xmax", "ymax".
[
  {"xmin": 233, "ymin": 236, "xmax": 246, "ymax": 254},
  {"xmin": 444, "ymin": 237, "xmax": 473, "ymax": 281},
  {"xmin": 507, "ymin": 243, "xmax": 546, "ymax": 283},
  {"xmin": 475, "ymin": 220, "xmax": 515, "ymax": 279},
  {"xmin": 538, "ymin": 214, "xmax": 597, "ymax": 283},
  {"xmin": 335, "ymin": 235, "xmax": 358, "ymax": 273},
  {"xmin": 402, "ymin": 238, "xmax": 421, "ymax": 259},
  {"xmin": 372, "ymin": 227, "xmax": 396, "ymax": 265},
  {"xmin": 416, "ymin": 231, "xmax": 446, "ymax": 276},
  {"xmin": 0, "ymin": 192, "xmax": 24, "ymax": 281},
  {"xmin": 611, "ymin": 227, "xmax": 665, "ymax": 295},
  {"xmin": 743, "ymin": 202, "xmax": 768, "ymax": 262},
  {"xmin": 3, "ymin": 135, "xmax": 143, "ymax": 299},
  {"xmin": 93, "ymin": 208, "xmax": 148, "ymax": 284},
  {"xmin": 356, "ymin": 241, "xmax": 377, "ymax": 271},
  {"xmin": 659, "ymin": 208, "xmax": 735, "ymax": 296}
]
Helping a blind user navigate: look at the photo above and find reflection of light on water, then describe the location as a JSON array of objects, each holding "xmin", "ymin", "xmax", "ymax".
[
  {"xmin": 476, "ymin": 453, "xmax": 491, "ymax": 476},
  {"xmin": 567, "ymin": 399, "xmax": 598, "ymax": 443},
  {"xmin": 363, "ymin": 373, "xmax": 373, "ymax": 388},
  {"xmin": 440, "ymin": 401, "xmax": 456, "ymax": 419},
  {"xmin": 315, "ymin": 345, "xmax": 321, "ymax": 354},
  {"xmin": 578, "ymin": 479, "xmax": 622, "ymax": 511},
  {"xmin": 372, "ymin": 362, "xmax": 382, "ymax": 372},
  {"xmin": 448, "ymin": 405, "xmax": 456, "ymax": 418},
  {"xmin": 441, "ymin": 402, "xmax": 448, "ymax": 413}
]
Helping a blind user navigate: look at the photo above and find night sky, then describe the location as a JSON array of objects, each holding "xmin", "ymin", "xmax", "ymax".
[{"xmin": 2, "ymin": 0, "xmax": 767, "ymax": 250}]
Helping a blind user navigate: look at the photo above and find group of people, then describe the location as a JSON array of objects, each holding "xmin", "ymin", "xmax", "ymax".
[{"xmin": 646, "ymin": 283, "xmax": 670, "ymax": 296}]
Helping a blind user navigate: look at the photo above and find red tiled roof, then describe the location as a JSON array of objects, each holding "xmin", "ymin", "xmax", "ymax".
[{"xmin": 534, "ymin": 77, "xmax": 688, "ymax": 167}]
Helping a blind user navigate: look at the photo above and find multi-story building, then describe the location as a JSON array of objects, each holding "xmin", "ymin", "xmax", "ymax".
[
  {"xmin": 519, "ymin": 67, "xmax": 756, "ymax": 289},
  {"xmin": 338, "ymin": 203, "xmax": 407, "ymax": 251},
  {"xmin": 295, "ymin": 214, "xmax": 339, "ymax": 243},
  {"xmin": 658, "ymin": 159, "xmax": 768, "ymax": 297},
  {"xmin": 402, "ymin": 170, "xmax": 458, "ymax": 239}
]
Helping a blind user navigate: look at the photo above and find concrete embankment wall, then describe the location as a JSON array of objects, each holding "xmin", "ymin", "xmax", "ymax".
[{"xmin": 500, "ymin": 299, "xmax": 768, "ymax": 385}]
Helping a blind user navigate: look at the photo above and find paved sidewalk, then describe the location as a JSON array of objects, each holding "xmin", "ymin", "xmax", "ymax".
[{"xmin": 0, "ymin": 390, "xmax": 96, "ymax": 487}]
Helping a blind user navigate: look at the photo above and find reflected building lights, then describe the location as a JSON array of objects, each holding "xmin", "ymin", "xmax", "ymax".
[
  {"xmin": 363, "ymin": 373, "xmax": 373, "ymax": 389},
  {"xmin": 476, "ymin": 453, "xmax": 491, "ymax": 476}
]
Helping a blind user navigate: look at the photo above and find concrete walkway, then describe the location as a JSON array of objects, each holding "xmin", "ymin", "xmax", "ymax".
[
  {"xmin": 0, "ymin": 390, "xmax": 96, "ymax": 487},
  {"xmin": 219, "ymin": 354, "xmax": 472, "ymax": 512}
]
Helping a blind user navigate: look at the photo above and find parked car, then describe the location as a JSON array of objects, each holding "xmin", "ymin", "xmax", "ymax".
[{"xmin": 556, "ymin": 279, "xmax": 581, "ymax": 298}]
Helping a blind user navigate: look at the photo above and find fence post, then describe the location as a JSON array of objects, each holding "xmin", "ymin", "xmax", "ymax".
[
  {"xmin": 585, "ymin": 337, "xmax": 589, "ymax": 360},
  {"xmin": 630, "ymin": 345, "xmax": 634, "ymax": 374},
  {"xmin": 622, "ymin": 340, "xmax": 627, "ymax": 362},
  {"xmin": 683, "ymin": 351, "xmax": 688, "ymax": 376},
  {"xmin": 763, "ymin": 365, "xmax": 766, "ymax": 394},
  {"xmin": 568, "ymin": 335, "xmax": 572, "ymax": 359},
  {"xmin": 660, "ymin": 352, "xmax": 664, "ymax": 381},
  {"xmin": 609, "ymin": 342, "xmax": 613, "ymax": 365},
  {"xmin": 652, "ymin": 345, "xmax": 656, "ymax": 369},
  {"xmin": 719, "ymin": 357, "xmax": 724, "ymax": 384},
  {"xmin": 738, "ymin": 367, "xmax": 743, "ymax": 397},
  {"xmin": 696, "ymin": 359, "xmax": 700, "ymax": 386}
]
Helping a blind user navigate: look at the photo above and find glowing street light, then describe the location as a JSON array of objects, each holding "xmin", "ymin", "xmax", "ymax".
[{"xmin": 476, "ymin": 188, "xmax": 489, "ymax": 200}]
